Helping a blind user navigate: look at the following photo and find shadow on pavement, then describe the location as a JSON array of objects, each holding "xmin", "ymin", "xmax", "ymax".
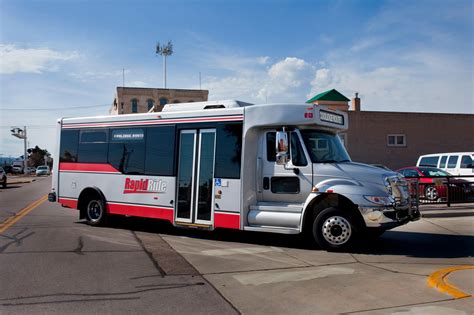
[{"xmin": 78, "ymin": 215, "xmax": 474, "ymax": 259}]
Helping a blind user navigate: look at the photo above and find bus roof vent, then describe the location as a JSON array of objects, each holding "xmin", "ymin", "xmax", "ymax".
[
  {"xmin": 204, "ymin": 105, "xmax": 226, "ymax": 109},
  {"xmin": 162, "ymin": 100, "xmax": 253, "ymax": 112}
]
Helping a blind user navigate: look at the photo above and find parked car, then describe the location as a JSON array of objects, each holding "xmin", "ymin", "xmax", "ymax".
[
  {"xmin": 36, "ymin": 165, "xmax": 51, "ymax": 176},
  {"xmin": 25, "ymin": 167, "xmax": 36, "ymax": 174},
  {"xmin": 0, "ymin": 167, "xmax": 7, "ymax": 188},
  {"xmin": 416, "ymin": 152, "xmax": 474, "ymax": 181},
  {"xmin": 397, "ymin": 166, "xmax": 472, "ymax": 201},
  {"xmin": 11, "ymin": 166, "xmax": 23, "ymax": 174}
]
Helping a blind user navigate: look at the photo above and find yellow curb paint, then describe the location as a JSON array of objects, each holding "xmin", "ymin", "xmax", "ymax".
[
  {"xmin": 0, "ymin": 194, "xmax": 48, "ymax": 234},
  {"xmin": 427, "ymin": 266, "xmax": 474, "ymax": 299}
]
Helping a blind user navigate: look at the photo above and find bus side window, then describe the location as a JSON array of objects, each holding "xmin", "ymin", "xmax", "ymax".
[
  {"xmin": 290, "ymin": 132, "xmax": 307, "ymax": 166},
  {"xmin": 60, "ymin": 130, "xmax": 79, "ymax": 162},
  {"xmin": 109, "ymin": 128, "xmax": 146, "ymax": 174},
  {"xmin": 215, "ymin": 123, "xmax": 242, "ymax": 179},
  {"xmin": 266, "ymin": 132, "xmax": 276, "ymax": 162},
  {"xmin": 266, "ymin": 131, "xmax": 307, "ymax": 166},
  {"xmin": 145, "ymin": 126, "xmax": 176, "ymax": 176},
  {"xmin": 77, "ymin": 129, "xmax": 108, "ymax": 163}
]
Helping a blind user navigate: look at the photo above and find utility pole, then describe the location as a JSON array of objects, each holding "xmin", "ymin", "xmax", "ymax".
[
  {"xmin": 156, "ymin": 41, "xmax": 173, "ymax": 88},
  {"xmin": 10, "ymin": 126, "xmax": 27, "ymax": 174}
]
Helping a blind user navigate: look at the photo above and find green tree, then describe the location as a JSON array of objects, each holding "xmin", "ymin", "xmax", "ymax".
[{"xmin": 27, "ymin": 146, "xmax": 51, "ymax": 167}]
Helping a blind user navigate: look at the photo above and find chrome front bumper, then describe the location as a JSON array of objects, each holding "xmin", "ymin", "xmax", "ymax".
[{"xmin": 360, "ymin": 204, "xmax": 421, "ymax": 228}]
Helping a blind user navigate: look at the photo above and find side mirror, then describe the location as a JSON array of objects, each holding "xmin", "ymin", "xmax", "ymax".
[{"xmin": 275, "ymin": 128, "xmax": 289, "ymax": 165}]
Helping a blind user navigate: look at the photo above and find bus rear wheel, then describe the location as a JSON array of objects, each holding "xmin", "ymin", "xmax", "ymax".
[
  {"xmin": 85, "ymin": 198, "xmax": 106, "ymax": 226},
  {"xmin": 312, "ymin": 207, "xmax": 357, "ymax": 251}
]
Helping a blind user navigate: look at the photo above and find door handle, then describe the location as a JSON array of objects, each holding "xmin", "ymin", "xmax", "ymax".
[{"xmin": 263, "ymin": 177, "xmax": 270, "ymax": 190}]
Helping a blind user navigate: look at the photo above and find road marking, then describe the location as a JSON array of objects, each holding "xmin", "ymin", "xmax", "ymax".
[
  {"xmin": 427, "ymin": 266, "xmax": 474, "ymax": 299},
  {"xmin": 233, "ymin": 266, "xmax": 354, "ymax": 286},
  {"xmin": 0, "ymin": 194, "xmax": 47, "ymax": 234}
]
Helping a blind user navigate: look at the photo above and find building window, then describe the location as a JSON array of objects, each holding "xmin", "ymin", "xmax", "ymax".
[
  {"xmin": 173, "ymin": 100, "xmax": 180, "ymax": 103},
  {"xmin": 387, "ymin": 134, "xmax": 406, "ymax": 147},
  {"xmin": 131, "ymin": 99, "xmax": 138, "ymax": 113},
  {"xmin": 147, "ymin": 99, "xmax": 154, "ymax": 111},
  {"xmin": 159, "ymin": 97, "xmax": 168, "ymax": 106}
]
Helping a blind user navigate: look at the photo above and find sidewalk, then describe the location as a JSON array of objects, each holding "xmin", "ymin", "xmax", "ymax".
[
  {"xmin": 419, "ymin": 203, "xmax": 474, "ymax": 218},
  {"xmin": 6, "ymin": 175, "xmax": 42, "ymax": 184}
]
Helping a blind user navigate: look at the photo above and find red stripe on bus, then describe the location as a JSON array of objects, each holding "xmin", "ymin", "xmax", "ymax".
[
  {"xmin": 59, "ymin": 162, "xmax": 121, "ymax": 173},
  {"xmin": 214, "ymin": 212, "xmax": 240, "ymax": 229},
  {"xmin": 59, "ymin": 198, "xmax": 78, "ymax": 209},
  {"xmin": 107, "ymin": 202, "xmax": 174, "ymax": 223}
]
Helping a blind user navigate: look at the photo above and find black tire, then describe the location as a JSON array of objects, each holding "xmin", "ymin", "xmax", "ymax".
[
  {"xmin": 2, "ymin": 177, "xmax": 6, "ymax": 188},
  {"xmin": 312, "ymin": 207, "xmax": 358, "ymax": 250},
  {"xmin": 85, "ymin": 197, "xmax": 107, "ymax": 226}
]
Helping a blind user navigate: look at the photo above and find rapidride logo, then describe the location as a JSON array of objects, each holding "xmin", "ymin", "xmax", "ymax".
[{"xmin": 123, "ymin": 178, "xmax": 167, "ymax": 194}]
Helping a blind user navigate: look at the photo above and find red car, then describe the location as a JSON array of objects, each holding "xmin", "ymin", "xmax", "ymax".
[{"xmin": 397, "ymin": 166, "xmax": 472, "ymax": 201}]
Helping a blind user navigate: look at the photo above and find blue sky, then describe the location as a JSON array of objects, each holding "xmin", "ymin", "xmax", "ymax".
[{"xmin": 0, "ymin": 0, "xmax": 472, "ymax": 157}]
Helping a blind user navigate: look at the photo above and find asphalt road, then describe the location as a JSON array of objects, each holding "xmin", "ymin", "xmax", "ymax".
[
  {"xmin": 0, "ymin": 178, "xmax": 473, "ymax": 314},
  {"xmin": 0, "ymin": 178, "xmax": 237, "ymax": 314}
]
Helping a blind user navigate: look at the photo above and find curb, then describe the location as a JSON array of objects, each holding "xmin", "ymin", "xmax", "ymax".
[
  {"xmin": 7, "ymin": 179, "xmax": 36, "ymax": 185},
  {"xmin": 427, "ymin": 266, "xmax": 474, "ymax": 299}
]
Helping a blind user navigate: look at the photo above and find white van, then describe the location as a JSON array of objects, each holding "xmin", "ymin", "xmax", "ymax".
[{"xmin": 416, "ymin": 152, "xmax": 474, "ymax": 178}]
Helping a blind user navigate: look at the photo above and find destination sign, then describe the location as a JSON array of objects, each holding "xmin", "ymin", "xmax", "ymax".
[
  {"xmin": 319, "ymin": 110, "xmax": 344, "ymax": 125},
  {"xmin": 112, "ymin": 128, "xmax": 144, "ymax": 141}
]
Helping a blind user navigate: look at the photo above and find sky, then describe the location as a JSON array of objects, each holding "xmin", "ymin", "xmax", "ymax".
[{"xmin": 0, "ymin": 0, "xmax": 473, "ymax": 158}]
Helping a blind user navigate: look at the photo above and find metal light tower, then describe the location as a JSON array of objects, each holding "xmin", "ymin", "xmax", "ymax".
[
  {"xmin": 156, "ymin": 41, "xmax": 173, "ymax": 88},
  {"xmin": 10, "ymin": 126, "xmax": 27, "ymax": 174}
]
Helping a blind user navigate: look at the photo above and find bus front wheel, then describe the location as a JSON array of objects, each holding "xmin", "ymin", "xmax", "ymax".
[{"xmin": 312, "ymin": 207, "xmax": 357, "ymax": 251}]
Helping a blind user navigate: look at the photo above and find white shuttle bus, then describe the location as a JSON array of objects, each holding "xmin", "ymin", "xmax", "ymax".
[{"xmin": 49, "ymin": 100, "xmax": 420, "ymax": 250}]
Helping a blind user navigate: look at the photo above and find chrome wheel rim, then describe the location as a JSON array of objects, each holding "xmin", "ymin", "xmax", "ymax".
[
  {"xmin": 425, "ymin": 186, "xmax": 438, "ymax": 201},
  {"xmin": 322, "ymin": 216, "xmax": 352, "ymax": 245},
  {"xmin": 87, "ymin": 200, "xmax": 102, "ymax": 223}
]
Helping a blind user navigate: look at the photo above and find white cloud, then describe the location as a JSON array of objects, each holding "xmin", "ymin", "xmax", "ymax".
[
  {"xmin": 0, "ymin": 44, "xmax": 79, "ymax": 74},
  {"xmin": 203, "ymin": 57, "xmax": 316, "ymax": 103}
]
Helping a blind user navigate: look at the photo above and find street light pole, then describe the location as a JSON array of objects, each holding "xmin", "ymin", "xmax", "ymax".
[
  {"xmin": 23, "ymin": 126, "xmax": 27, "ymax": 173},
  {"xmin": 156, "ymin": 41, "xmax": 173, "ymax": 88},
  {"xmin": 10, "ymin": 126, "xmax": 28, "ymax": 174}
]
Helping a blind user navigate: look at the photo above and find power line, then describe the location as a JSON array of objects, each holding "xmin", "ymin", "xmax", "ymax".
[
  {"xmin": 1, "ymin": 104, "xmax": 110, "ymax": 111},
  {"xmin": 0, "ymin": 125, "xmax": 56, "ymax": 129}
]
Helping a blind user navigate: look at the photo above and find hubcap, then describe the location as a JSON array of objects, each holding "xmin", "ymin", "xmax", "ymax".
[
  {"xmin": 425, "ymin": 186, "xmax": 438, "ymax": 201},
  {"xmin": 322, "ymin": 216, "xmax": 352, "ymax": 245},
  {"xmin": 87, "ymin": 200, "xmax": 102, "ymax": 222}
]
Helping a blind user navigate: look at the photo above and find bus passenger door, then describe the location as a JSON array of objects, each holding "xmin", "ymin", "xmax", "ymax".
[{"xmin": 175, "ymin": 129, "xmax": 216, "ymax": 226}]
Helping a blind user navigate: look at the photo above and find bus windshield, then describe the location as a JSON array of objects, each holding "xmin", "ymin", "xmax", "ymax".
[{"xmin": 300, "ymin": 130, "xmax": 351, "ymax": 163}]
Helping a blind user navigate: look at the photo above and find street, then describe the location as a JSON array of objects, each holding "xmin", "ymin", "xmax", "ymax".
[{"xmin": 1, "ymin": 178, "xmax": 473, "ymax": 314}]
